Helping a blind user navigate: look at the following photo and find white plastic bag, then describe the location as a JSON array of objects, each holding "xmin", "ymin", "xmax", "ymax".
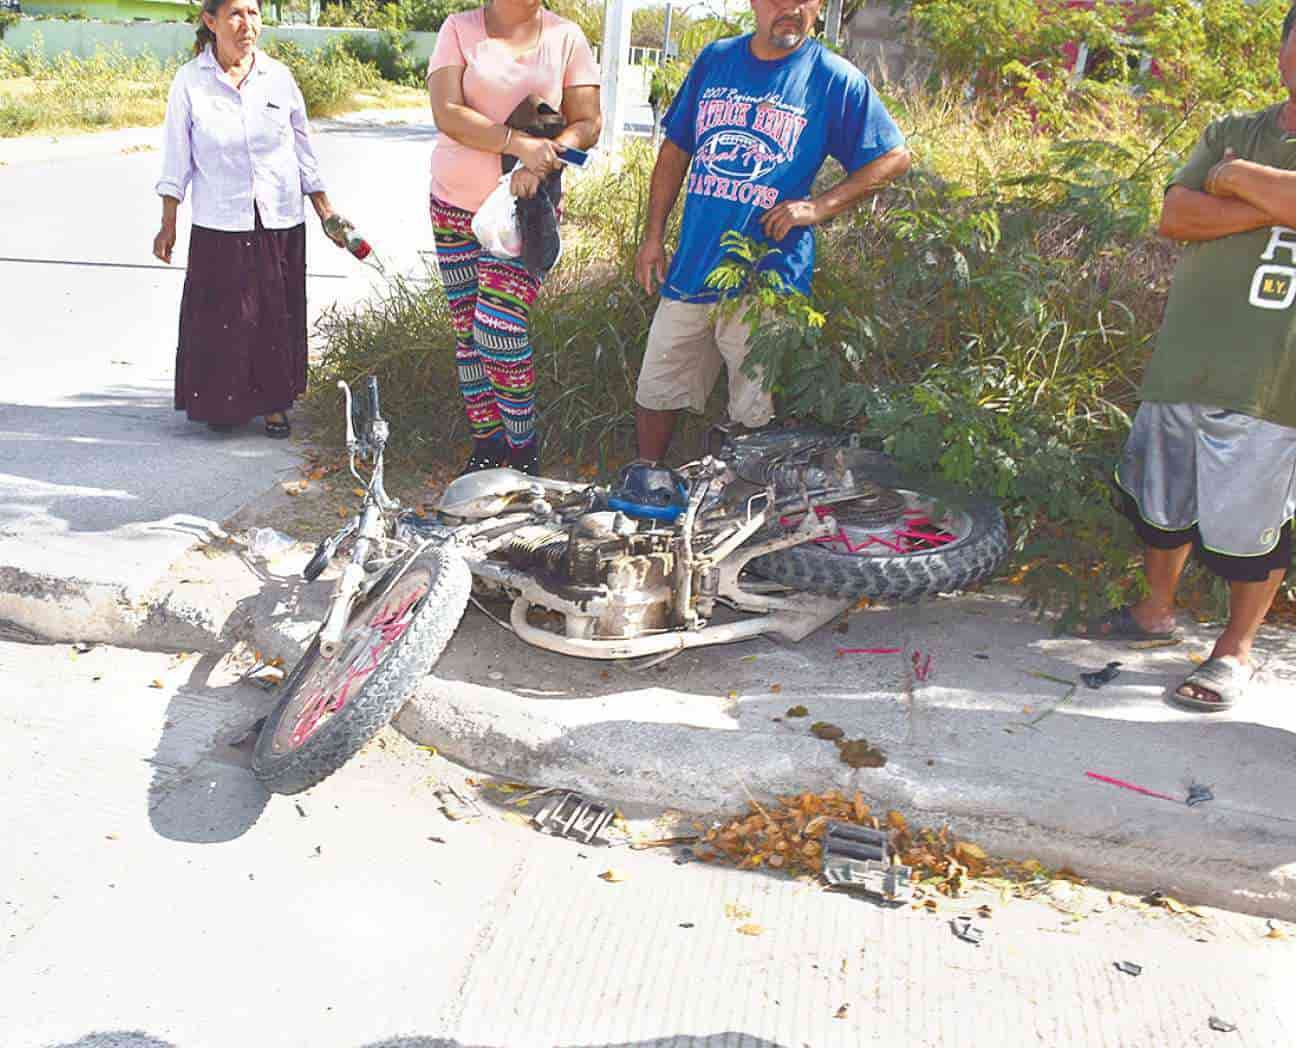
[
  {"xmin": 247, "ymin": 527, "xmax": 296, "ymax": 561},
  {"xmin": 471, "ymin": 174, "xmax": 523, "ymax": 259}
]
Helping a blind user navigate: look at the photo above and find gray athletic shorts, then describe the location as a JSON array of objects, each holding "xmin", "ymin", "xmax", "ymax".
[{"xmin": 1115, "ymin": 402, "xmax": 1296, "ymax": 557}]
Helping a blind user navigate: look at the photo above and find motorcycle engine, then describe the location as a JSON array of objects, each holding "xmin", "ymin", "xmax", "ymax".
[{"xmin": 497, "ymin": 511, "xmax": 676, "ymax": 639}]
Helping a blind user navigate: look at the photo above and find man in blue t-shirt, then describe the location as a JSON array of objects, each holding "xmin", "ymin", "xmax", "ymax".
[{"xmin": 632, "ymin": 0, "xmax": 909, "ymax": 461}]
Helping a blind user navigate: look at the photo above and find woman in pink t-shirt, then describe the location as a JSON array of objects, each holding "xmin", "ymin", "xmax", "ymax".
[{"xmin": 427, "ymin": 0, "xmax": 601, "ymax": 476}]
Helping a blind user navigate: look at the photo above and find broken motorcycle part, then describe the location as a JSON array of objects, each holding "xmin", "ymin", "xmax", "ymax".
[
  {"xmin": 433, "ymin": 781, "xmax": 481, "ymax": 822},
  {"xmin": 1113, "ymin": 961, "xmax": 1142, "ymax": 977},
  {"xmin": 950, "ymin": 915, "xmax": 984, "ymax": 946},
  {"xmin": 533, "ymin": 791, "xmax": 615, "ymax": 844},
  {"xmin": 821, "ymin": 821, "xmax": 914, "ymax": 903},
  {"xmin": 1080, "ymin": 661, "xmax": 1122, "ymax": 689}
]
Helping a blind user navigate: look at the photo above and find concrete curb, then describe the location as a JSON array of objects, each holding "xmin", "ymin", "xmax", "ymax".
[
  {"xmin": 0, "ymin": 546, "xmax": 326, "ymax": 660},
  {"xmin": 6, "ymin": 548, "xmax": 1294, "ymax": 922},
  {"xmin": 391, "ymin": 598, "xmax": 1296, "ymax": 923},
  {"xmin": 395, "ymin": 667, "xmax": 1296, "ymax": 923}
]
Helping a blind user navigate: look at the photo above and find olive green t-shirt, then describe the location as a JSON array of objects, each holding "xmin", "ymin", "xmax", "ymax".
[{"xmin": 1142, "ymin": 104, "xmax": 1296, "ymax": 428}]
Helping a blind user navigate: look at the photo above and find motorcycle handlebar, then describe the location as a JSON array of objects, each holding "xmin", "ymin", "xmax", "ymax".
[{"xmin": 366, "ymin": 375, "xmax": 382, "ymax": 422}]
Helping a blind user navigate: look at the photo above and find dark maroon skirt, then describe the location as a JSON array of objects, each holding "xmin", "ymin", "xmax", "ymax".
[{"xmin": 175, "ymin": 216, "xmax": 307, "ymax": 424}]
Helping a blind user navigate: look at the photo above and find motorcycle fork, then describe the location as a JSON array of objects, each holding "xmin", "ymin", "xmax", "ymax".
[{"xmin": 318, "ymin": 501, "xmax": 384, "ymax": 658}]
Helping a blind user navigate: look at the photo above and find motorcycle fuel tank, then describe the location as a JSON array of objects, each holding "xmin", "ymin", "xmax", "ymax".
[{"xmin": 438, "ymin": 468, "xmax": 543, "ymax": 519}]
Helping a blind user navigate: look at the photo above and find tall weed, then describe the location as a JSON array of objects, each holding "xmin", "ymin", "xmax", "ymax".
[{"xmin": 0, "ymin": 38, "xmax": 179, "ymax": 136}]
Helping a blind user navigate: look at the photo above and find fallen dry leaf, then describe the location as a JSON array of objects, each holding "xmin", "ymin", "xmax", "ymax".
[
  {"xmin": 148, "ymin": 679, "xmax": 164, "ymax": 689},
  {"xmin": 598, "ymin": 869, "xmax": 626, "ymax": 883},
  {"xmin": 834, "ymin": 1004, "xmax": 850, "ymax": 1020},
  {"xmin": 770, "ymin": 683, "xmax": 782, "ymax": 694},
  {"xmin": 724, "ymin": 902, "xmax": 752, "ymax": 921},
  {"xmin": 736, "ymin": 923, "xmax": 764, "ymax": 936}
]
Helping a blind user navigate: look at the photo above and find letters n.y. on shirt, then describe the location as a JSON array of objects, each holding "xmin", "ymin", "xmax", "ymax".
[
  {"xmin": 660, "ymin": 35, "xmax": 904, "ymax": 303},
  {"xmin": 156, "ymin": 46, "xmax": 325, "ymax": 232}
]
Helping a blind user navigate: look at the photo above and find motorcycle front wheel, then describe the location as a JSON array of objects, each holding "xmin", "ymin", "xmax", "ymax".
[{"xmin": 252, "ymin": 545, "xmax": 470, "ymax": 795}]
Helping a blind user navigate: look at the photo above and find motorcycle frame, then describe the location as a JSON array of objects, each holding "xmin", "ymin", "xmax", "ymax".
[{"xmin": 308, "ymin": 385, "xmax": 860, "ymax": 661}]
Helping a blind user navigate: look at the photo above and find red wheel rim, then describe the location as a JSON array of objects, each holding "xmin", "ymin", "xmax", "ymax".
[
  {"xmin": 778, "ymin": 492, "xmax": 971, "ymax": 558},
  {"xmin": 271, "ymin": 571, "xmax": 430, "ymax": 754}
]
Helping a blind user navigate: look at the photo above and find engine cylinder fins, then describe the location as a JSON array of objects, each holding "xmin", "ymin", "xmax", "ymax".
[
  {"xmin": 500, "ymin": 526, "xmax": 570, "ymax": 573},
  {"xmin": 757, "ymin": 463, "xmax": 831, "ymax": 491}
]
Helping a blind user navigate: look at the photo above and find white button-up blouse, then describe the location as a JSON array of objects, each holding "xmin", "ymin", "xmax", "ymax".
[{"xmin": 155, "ymin": 46, "xmax": 326, "ymax": 232}]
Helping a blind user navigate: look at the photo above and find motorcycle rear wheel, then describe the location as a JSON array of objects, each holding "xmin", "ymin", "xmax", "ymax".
[
  {"xmin": 748, "ymin": 481, "xmax": 1009, "ymax": 602},
  {"xmin": 252, "ymin": 545, "xmax": 469, "ymax": 795}
]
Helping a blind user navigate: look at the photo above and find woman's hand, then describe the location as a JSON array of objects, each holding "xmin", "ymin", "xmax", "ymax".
[
  {"xmin": 511, "ymin": 168, "xmax": 541, "ymax": 199},
  {"xmin": 153, "ymin": 222, "xmax": 176, "ymax": 264},
  {"xmin": 511, "ymin": 134, "xmax": 561, "ymax": 177}
]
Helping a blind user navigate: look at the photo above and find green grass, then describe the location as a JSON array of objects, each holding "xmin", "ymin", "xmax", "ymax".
[{"xmin": 0, "ymin": 36, "xmax": 423, "ymax": 138}]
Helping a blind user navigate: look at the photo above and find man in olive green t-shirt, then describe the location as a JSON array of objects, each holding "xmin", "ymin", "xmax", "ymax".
[{"xmin": 1080, "ymin": 9, "xmax": 1296, "ymax": 710}]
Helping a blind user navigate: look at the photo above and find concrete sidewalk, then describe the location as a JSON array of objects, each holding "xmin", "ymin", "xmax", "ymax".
[
  {"xmin": 393, "ymin": 590, "xmax": 1296, "ymax": 921},
  {"xmin": 4, "ymin": 639, "xmax": 1294, "ymax": 1048}
]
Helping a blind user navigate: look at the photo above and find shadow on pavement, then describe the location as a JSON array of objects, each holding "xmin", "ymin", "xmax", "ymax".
[
  {"xmin": 314, "ymin": 123, "xmax": 439, "ymax": 143},
  {"xmin": 363, "ymin": 1039, "xmax": 793, "ymax": 1048},
  {"xmin": 145, "ymin": 561, "xmax": 327, "ymax": 844},
  {"xmin": 49, "ymin": 1035, "xmax": 792, "ymax": 1048},
  {"xmin": 0, "ymin": 387, "xmax": 299, "ymax": 538}
]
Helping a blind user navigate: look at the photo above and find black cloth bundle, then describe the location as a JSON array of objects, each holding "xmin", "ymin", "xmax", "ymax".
[{"xmin": 502, "ymin": 95, "xmax": 565, "ymax": 276}]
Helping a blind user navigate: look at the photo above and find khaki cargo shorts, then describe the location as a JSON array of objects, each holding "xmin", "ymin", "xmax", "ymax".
[{"xmin": 634, "ymin": 297, "xmax": 775, "ymax": 429}]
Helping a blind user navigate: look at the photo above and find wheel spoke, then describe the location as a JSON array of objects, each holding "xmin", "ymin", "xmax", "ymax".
[{"xmin": 781, "ymin": 493, "xmax": 968, "ymax": 558}]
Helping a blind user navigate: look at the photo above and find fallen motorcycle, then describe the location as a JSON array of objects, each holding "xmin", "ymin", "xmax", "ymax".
[{"xmin": 252, "ymin": 378, "xmax": 1008, "ymax": 794}]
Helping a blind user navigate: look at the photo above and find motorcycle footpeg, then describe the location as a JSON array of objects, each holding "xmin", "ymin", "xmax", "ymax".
[{"xmin": 302, "ymin": 541, "xmax": 331, "ymax": 582}]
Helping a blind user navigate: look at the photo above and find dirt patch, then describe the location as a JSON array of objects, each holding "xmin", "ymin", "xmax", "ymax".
[{"xmin": 836, "ymin": 738, "xmax": 887, "ymax": 768}]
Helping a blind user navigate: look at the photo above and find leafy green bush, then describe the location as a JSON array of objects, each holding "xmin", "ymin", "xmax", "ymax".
[
  {"xmin": 262, "ymin": 39, "xmax": 383, "ymax": 115},
  {"xmin": 321, "ymin": 0, "xmax": 476, "ymax": 33}
]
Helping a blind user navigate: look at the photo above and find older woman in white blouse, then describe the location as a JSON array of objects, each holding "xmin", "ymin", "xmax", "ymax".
[{"xmin": 153, "ymin": 0, "xmax": 346, "ymax": 437}]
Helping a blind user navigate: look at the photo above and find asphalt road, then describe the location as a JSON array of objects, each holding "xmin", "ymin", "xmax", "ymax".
[{"xmin": 0, "ymin": 111, "xmax": 435, "ymax": 588}]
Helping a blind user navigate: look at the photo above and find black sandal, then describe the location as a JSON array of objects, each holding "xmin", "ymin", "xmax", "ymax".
[
  {"xmin": 264, "ymin": 414, "xmax": 291, "ymax": 439},
  {"xmin": 1072, "ymin": 604, "xmax": 1179, "ymax": 641}
]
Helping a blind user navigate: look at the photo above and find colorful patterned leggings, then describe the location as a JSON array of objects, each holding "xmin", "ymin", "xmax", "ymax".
[{"xmin": 430, "ymin": 194, "xmax": 544, "ymax": 449}]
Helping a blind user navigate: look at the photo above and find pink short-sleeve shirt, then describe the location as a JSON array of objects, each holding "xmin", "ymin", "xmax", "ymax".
[{"xmin": 427, "ymin": 8, "xmax": 600, "ymax": 213}]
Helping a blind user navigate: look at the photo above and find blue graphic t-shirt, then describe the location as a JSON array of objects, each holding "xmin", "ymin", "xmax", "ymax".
[{"xmin": 661, "ymin": 35, "xmax": 904, "ymax": 302}]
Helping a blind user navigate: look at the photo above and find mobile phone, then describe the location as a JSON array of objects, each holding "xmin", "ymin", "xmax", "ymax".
[{"xmin": 558, "ymin": 147, "xmax": 590, "ymax": 168}]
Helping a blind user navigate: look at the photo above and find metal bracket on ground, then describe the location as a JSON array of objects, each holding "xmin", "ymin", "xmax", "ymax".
[
  {"xmin": 821, "ymin": 820, "xmax": 914, "ymax": 904},
  {"xmin": 950, "ymin": 914, "xmax": 985, "ymax": 946},
  {"xmin": 533, "ymin": 791, "xmax": 615, "ymax": 844}
]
